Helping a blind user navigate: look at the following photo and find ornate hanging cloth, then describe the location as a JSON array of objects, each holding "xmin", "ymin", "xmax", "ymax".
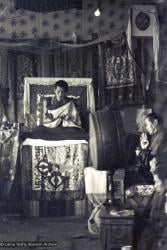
[
  {"xmin": 22, "ymin": 141, "xmax": 88, "ymax": 201},
  {"xmin": 105, "ymin": 38, "xmax": 144, "ymax": 107}
]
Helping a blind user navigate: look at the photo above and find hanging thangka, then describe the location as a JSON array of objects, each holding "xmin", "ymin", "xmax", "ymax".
[
  {"xmin": 106, "ymin": 41, "xmax": 134, "ymax": 88},
  {"xmin": 105, "ymin": 38, "xmax": 142, "ymax": 107}
]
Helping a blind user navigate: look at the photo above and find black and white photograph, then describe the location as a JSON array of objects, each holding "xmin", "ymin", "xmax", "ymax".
[{"xmin": 0, "ymin": 0, "xmax": 167, "ymax": 249}]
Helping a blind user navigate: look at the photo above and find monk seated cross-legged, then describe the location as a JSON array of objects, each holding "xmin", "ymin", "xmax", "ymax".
[{"xmin": 21, "ymin": 80, "xmax": 88, "ymax": 141}]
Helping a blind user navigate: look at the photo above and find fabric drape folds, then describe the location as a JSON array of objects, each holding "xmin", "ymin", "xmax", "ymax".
[{"xmin": 14, "ymin": 0, "xmax": 82, "ymax": 12}]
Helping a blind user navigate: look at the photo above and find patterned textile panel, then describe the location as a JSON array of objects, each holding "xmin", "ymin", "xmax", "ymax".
[
  {"xmin": 125, "ymin": 185, "xmax": 155, "ymax": 198},
  {"xmin": 22, "ymin": 142, "xmax": 88, "ymax": 201}
]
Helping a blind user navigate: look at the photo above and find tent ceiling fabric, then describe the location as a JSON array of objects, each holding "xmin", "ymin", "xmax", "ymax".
[
  {"xmin": 0, "ymin": 0, "xmax": 130, "ymax": 42},
  {"xmin": 14, "ymin": 0, "xmax": 83, "ymax": 12}
]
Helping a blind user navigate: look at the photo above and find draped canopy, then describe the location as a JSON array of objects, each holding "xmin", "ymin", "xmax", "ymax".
[{"xmin": 14, "ymin": 0, "xmax": 83, "ymax": 12}]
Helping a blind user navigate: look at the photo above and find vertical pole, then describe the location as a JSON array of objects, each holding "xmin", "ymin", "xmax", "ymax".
[
  {"xmin": 98, "ymin": 42, "xmax": 106, "ymax": 108},
  {"xmin": 8, "ymin": 51, "xmax": 18, "ymax": 122},
  {"xmin": 91, "ymin": 34, "xmax": 99, "ymax": 109},
  {"xmin": 39, "ymin": 53, "xmax": 51, "ymax": 77}
]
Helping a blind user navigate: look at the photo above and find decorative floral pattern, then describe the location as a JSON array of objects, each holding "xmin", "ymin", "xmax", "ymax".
[
  {"xmin": 125, "ymin": 184, "xmax": 155, "ymax": 198},
  {"xmin": 0, "ymin": 0, "xmax": 129, "ymax": 41}
]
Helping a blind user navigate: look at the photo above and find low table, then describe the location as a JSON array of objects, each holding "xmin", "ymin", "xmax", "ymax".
[{"xmin": 99, "ymin": 206, "xmax": 135, "ymax": 250}]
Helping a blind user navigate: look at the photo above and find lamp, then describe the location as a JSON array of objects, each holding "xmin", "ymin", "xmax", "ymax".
[
  {"xmin": 94, "ymin": 0, "xmax": 101, "ymax": 17},
  {"xmin": 94, "ymin": 7, "xmax": 101, "ymax": 17}
]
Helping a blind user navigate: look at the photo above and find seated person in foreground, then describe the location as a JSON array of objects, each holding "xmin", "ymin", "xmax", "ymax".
[
  {"xmin": 137, "ymin": 112, "xmax": 167, "ymax": 250},
  {"xmin": 22, "ymin": 80, "xmax": 88, "ymax": 141}
]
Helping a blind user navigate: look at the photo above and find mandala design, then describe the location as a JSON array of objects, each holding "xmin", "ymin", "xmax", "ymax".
[
  {"xmin": 120, "ymin": 12, "xmax": 125, "ymax": 20},
  {"xmin": 0, "ymin": 2, "xmax": 4, "ymax": 9},
  {"xmin": 98, "ymin": 19, "xmax": 105, "ymax": 27},
  {"xmin": 19, "ymin": 18, "xmax": 27, "ymax": 26},
  {"xmin": 9, "ymin": 7, "xmax": 16, "ymax": 14},
  {"xmin": 75, "ymin": 23, "xmax": 81, "ymax": 30},
  {"xmin": 10, "ymin": 19, "xmax": 17, "ymax": 26},
  {"xmin": 42, "ymin": 19, "xmax": 49, "ymax": 27},
  {"xmin": 53, "ymin": 13, "xmax": 59, "ymax": 19},
  {"xmin": 120, "ymin": 24, "xmax": 126, "ymax": 30},
  {"xmin": 0, "ymin": 26, "xmax": 5, "ymax": 34},
  {"xmin": 31, "ymin": 27, "xmax": 38, "ymax": 35},
  {"xmin": 64, "ymin": 18, "xmax": 70, "ymax": 25},
  {"xmin": 87, "ymin": 3, "xmax": 94, "ymax": 9},
  {"xmin": 87, "ymin": 28, "xmax": 93, "ymax": 36},
  {"xmin": 29, "ymin": 14, "xmax": 36, "ymax": 21},
  {"xmin": 75, "ymin": 11, "xmax": 82, "ymax": 18},
  {"xmin": 110, "ymin": 22, "xmax": 115, "ymax": 29},
  {"xmin": 18, "ymin": 9, "xmax": 26, "ymax": 15},
  {"xmin": 87, "ymin": 15, "xmax": 94, "ymax": 23},
  {"xmin": 109, "ymin": 0, "xmax": 116, "ymax": 3},
  {"xmin": 10, "ymin": 31, "xmax": 18, "ymax": 39},
  {"xmin": 20, "ymin": 31, "xmax": 27, "ymax": 38},
  {"xmin": 53, "ymin": 23, "xmax": 59, "ymax": 30},
  {"xmin": 0, "ymin": 15, "xmax": 5, "ymax": 22},
  {"xmin": 64, "ymin": 31, "xmax": 70, "ymax": 37},
  {"xmin": 120, "ymin": 1, "xmax": 126, "ymax": 8},
  {"xmin": 43, "ymin": 32, "xmax": 50, "ymax": 38},
  {"xmin": 109, "ymin": 10, "xmax": 115, "ymax": 17},
  {"xmin": 64, "ymin": 9, "xmax": 70, "ymax": 14}
]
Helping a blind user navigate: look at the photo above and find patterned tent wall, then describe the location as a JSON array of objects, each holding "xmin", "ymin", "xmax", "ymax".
[{"xmin": 0, "ymin": 0, "xmax": 130, "ymax": 41}]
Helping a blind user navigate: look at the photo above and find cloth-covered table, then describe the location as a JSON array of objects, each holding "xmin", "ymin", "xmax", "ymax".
[{"xmin": 21, "ymin": 139, "xmax": 88, "ymax": 216}]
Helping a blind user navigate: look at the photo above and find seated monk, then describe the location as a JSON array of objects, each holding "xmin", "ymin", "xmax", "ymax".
[
  {"xmin": 21, "ymin": 80, "xmax": 88, "ymax": 141},
  {"xmin": 43, "ymin": 80, "xmax": 81, "ymax": 128}
]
